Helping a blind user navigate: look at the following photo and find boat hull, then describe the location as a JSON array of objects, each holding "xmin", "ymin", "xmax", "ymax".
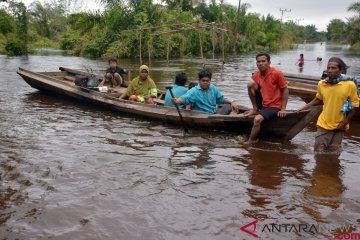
[{"xmin": 17, "ymin": 67, "xmax": 321, "ymax": 140}]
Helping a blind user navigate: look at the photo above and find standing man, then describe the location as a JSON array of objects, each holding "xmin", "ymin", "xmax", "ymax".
[
  {"xmin": 243, "ymin": 53, "xmax": 289, "ymax": 144},
  {"xmin": 171, "ymin": 70, "xmax": 237, "ymax": 115},
  {"xmin": 297, "ymin": 57, "xmax": 359, "ymax": 152}
]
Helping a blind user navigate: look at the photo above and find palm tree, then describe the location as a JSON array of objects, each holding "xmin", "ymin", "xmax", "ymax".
[{"xmin": 348, "ymin": 2, "xmax": 360, "ymax": 16}]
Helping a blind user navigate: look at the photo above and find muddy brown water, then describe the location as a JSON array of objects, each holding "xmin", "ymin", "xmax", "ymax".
[{"xmin": 1, "ymin": 44, "xmax": 360, "ymax": 239}]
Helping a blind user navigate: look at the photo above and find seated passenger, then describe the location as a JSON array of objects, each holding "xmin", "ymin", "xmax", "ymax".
[
  {"xmin": 119, "ymin": 65, "xmax": 157, "ymax": 104},
  {"xmin": 164, "ymin": 72, "xmax": 188, "ymax": 108},
  {"xmin": 185, "ymin": 82, "xmax": 198, "ymax": 110},
  {"xmin": 99, "ymin": 58, "xmax": 130, "ymax": 87},
  {"xmin": 171, "ymin": 70, "xmax": 237, "ymax": 115}
]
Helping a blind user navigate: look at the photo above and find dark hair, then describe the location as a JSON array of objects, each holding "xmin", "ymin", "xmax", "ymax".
[
  {"xmin": 188, "ymin": 82, "xmax": 198, "ymax": 89},
  {"xmin": 300, "ymin": 53, "xmax": 304, "ymax": 57},
  {"xmin": 256, "ymin": 52, "xmax": 271, "ymax": 61},
  {"xmin": 108, "ymin": 58, "xmax": 117, "ymax": 63},
  {"xmin": 175, "ymin": 72, "xmax": 187, "ymax": 86},
  {"xmin": 328, "ymin": 57, "xmax": 346, "ymax": 70},
  {"xmin": 198, "ymin": 70, "xmax": 212, "ymax": 80}
]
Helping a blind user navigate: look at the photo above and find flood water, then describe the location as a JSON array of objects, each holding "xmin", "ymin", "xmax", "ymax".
[{"xmin": 1, "ymin": 43, "xmax": 360, "ymax": 239}]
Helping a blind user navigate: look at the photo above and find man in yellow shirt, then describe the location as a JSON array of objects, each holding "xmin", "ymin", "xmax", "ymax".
[{"xmin": 298, "ymin": 57, "xmax": 359, "ymax": 152}]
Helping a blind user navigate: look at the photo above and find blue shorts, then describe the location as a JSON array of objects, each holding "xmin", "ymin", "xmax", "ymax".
[{"xmin": 259, "ymin": 107, "xmax": 279, "ymax": 120}]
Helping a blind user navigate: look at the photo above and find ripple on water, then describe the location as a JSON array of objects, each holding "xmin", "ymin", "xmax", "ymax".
[{"xmin": 1, "ymin": 50, "xmax": 360, "ymax": 239}]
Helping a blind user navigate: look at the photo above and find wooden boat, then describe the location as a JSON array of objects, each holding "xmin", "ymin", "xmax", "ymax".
[
  {"xmin": 287, "ymin": 81, "xmax": 360, "ymax": 120},
  {"xmin": 16, "ymin": 67, "xmax": 321, "ymax": 141},
  {"xmin": 285, "ymin": 72, "xmax": 321, "ymax": 85},
  {"xmin": 287, "ymin": 81, "xmax": 317, "ymax": 103},
  {"xmin": 285, "ymin": 72, "xmax": 360, "ymax": 87}
]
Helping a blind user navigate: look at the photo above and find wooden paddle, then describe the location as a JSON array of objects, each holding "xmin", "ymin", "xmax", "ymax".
[{"xmin": 166, "ymin": 86, "xmax": 189, "ymax": 133}]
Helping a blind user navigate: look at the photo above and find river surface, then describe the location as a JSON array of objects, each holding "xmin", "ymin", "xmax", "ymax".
[{"xmin": 1, "ymin": 43, "xmax": 360, "ymax": 239}]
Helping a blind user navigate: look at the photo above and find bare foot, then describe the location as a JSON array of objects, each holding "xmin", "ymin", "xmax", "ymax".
[
  {"xmin": 243, "ymin": 109, "xmax": 258, "ymax": 117},
  {"xmin": 240, "ymin": 139, "xmax": 258, "ymax": 145}
]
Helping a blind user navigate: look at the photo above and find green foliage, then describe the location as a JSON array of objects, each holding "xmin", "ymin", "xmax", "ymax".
[
  {"xmin": 327, "ymin": 19, "xmax": 348, "ymax": 43},
  {"xmin": 0, "ymin": 9, "xmax": 14, "ymax": 34},
  {"xmin": 0, "ymin": 0, "xmax": 333, "ymax": 57},
  {"xmin": 60, "ymin": 30, "xmax": 81, "ymax": 50},
  {"xmin": 5, "ymin": 34, "xmax": 27, "ymax": 55}
]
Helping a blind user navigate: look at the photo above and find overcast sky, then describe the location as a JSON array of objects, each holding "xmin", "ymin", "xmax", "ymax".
[
  {"xmin": 18, "ymin": 0, "xmax": 359, "ymax": 31},
  {"xmin": 227, "ymin": 0, "xmax": 357, "ymax": 31}
]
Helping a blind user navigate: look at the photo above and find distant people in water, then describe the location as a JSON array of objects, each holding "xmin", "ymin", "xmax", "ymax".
[
  {"xmin": 296, "ymin": 53, "xmax": 304, "ymax": 67},
  {"xmin": 317, "ymin": 57, "xmax": 323, "ymax": 63}
]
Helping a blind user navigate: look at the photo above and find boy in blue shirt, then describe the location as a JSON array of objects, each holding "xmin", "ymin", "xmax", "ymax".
[{"xmin": 171, "ymin": 70, "xmax": 237, "ymax": 114}]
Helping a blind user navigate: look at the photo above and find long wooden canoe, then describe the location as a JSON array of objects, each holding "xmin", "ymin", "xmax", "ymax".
[
  {"xmin": 285, "ymin": 72, "xmax": 360, "ymax": 87},
  {"xmin": 16, "ymin": 67, "xmax": 321, "ymax": 141},
  {"xmin": 285, "ymin": 72, "xmax": 321, "ymax": 85},
  {"xmin": 287, "ymin": 81, "xmax": 360, "ymax": 120}
]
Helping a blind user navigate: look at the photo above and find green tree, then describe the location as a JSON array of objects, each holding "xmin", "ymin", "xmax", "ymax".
[
  {"xmin": 327, "ymin": 19, "xmax": 347, "ymax": 43},
  {"xmin": 6, "ymin": 1, "xmax": 28, "ymax": 55},
  {"xmin": 0, "ymin": 9, "xmax": 14, "ymax": 34},
  {"xmin": 347, "ymin": 2, "xmax": 360, "ymax": 46},
  {"xmin": 348, "ymin": 2, "xmax": 360, "ymax": 16}
]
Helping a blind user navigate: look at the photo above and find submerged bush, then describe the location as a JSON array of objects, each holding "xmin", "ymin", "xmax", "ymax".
[{"xmin": 5, "ymin": 37, "xmax": 27, "ymax": 55}]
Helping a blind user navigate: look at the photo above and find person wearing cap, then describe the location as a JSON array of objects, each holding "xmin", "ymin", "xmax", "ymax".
[
  {"xmin": 119, "ymin": 65, "xmax": 157, "ymax": 104},
  {"xmin": 297, "ymin": 57, "xmax": 359, "ymax": 153}
]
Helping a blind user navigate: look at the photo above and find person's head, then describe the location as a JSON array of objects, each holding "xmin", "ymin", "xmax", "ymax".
[
  {"xmin": 175, "ymin": 72, "xmax": 187, "ymax": 86},
  {"xmin": 327, "ymin": 57, "xmax": 346, "ymax": 80},
  {"xmin": 139, "ymin": 65, "xmax": 149, "ymax": 80},
  {"xmin": 255, "ymin": 53, "xmax": 271, "ymax": 73},
  {"xmin": 198, "ymin": 70, "xmax": 212, "ymax": 90},
  {"xmin": 108, "ymin": 58, "xmax": 117, "ymax": 68},
  {"xmin": 300, "ymin": 53, "xmax": 304, "ymax": 58},
  {"xmin": 188, "ymin": 82, "xmax": 198, "ymax": 90}
]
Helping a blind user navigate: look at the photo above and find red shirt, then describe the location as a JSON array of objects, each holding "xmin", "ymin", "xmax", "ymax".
[{"xmin": 252, "ymin": 67, "xmax": 287, "ymax": 109}]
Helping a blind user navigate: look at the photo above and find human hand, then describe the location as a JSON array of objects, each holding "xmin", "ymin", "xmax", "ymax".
[
  {"xmin": 336, "ymin": 121, "xmax": 347, "ymax": 130},
  {"xmin": 230, "ymin": 101, "xmax": 237, "ymax": 111},
  {"xmin": 277, "ymin": 110, "xmax": 287, "ymax": 118}
]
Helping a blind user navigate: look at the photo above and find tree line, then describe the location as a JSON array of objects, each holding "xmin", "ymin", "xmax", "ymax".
[
  {"xmin": 327, "ymin": 2, "xmax": 360, "ymax": 47},
  {"xmin": 0, "ymin": 0, "xmax": 356, "ymax": 57}
]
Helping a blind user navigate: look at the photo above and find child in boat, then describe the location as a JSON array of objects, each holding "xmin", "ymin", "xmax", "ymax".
[
  {"xmin": 164, "ymin": 72, "xmax": 188, "ymax": 108},
  {"xmin": 185, "ymin": 82, "xmax": 197, "ymax": 110},
  {"xmin": 99, "ymin": 58, "xmax": 130, "ymax": 88}
]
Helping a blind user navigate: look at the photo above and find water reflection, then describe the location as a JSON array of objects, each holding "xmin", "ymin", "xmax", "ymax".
[
  {"xmin": 237, "ymin": 146, "xmax": 311, "ymax": 226},
  {"xmin": 168, "ymin": 144, "xmax": 214, "ymax": 170},
  {"xmin": 303, "ymin": 154, "xmax": 344, "ymax": 223},
  {"xmin": 2, "ymin": 44, "xmax": 360, "ymax": 239}
]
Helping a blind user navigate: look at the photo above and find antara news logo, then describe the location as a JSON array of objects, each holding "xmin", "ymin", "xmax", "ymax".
[{"xmin": 240, "ymin": 220, "xmax": 360, "ymax": 239}]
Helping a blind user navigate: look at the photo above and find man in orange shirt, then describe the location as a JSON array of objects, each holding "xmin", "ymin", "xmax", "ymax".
[{"xmin": 243, "ymin": 53, "xmax": 289, "ymax": 144}]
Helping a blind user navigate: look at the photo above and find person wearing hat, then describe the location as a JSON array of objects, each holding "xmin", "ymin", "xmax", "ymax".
[
  {"xmin": 119, "ymin": 65, "xmax": 157, "ymax": 104},
  {"xmin": 297, "ymin": 57, "xmax": 359, "ymax": 153}
]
